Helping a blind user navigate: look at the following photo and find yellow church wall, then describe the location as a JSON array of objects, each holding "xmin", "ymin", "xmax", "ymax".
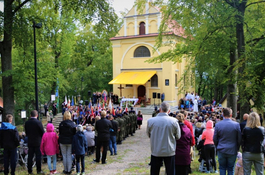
[
  {"xmin": 149, "ymin": 20, "xmax": 157, "ymax": 33},
  {"xmin": 149, "ymin": 6, "xmax": 159, "ymax": 13},
  {"xmin": 126, "ymin": 6, "xmax": 136, "ymax": 16},
  {"xmin": 110, "ymin": 3, "xmax": 190, "ymax": 107},
  {"xmin": 128, "ymin": 22, "xmax": 134, "ymax": 36},
  {"xmin": 117, "ymin": 26, "xmax": 124, "ymax": 37}
]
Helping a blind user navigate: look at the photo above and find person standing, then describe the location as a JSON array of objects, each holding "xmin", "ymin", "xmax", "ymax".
[
  {"xmin": 94, "ymin": 110, "xmax": 112, "ymax": 164},
  {"xmin": 25, "ymin": 110, "xmax": 45, "ymax": 174},
  {"xmin": 175, "ymin": 113, "xmax": 192, "ymax": 175},
  {"xmin": 0, "ymin": 114, "xmax": 19, "ymax": 175},
  {"xmin": 240, "ymin": 113, "xmax": 249, "ymax": 132},
  {"xmin": 137, "ymin": 111, "xmax": 143, "ymax": 129},
  {"xmin": 84, "ymin": 126, "xmax": 95, "ymax": 156},
  {"xmin": 52, "ymin": 103, "xmax": 57, "ymax": 116},
  {"xmin": 72, "ymin": 125, "xmax": 88, "ymax": 175},
  {"xmin": 201, "ymin": 120, "xmax": 218, "ymax": 173},
  {"xmin": 59, "ymin": 111, "xmax": 76, "ymax": 174},
  {"xmin": 44, "ymin": 103, "xmax": 48, "ymax": 117},
  {"xmin": 161, "ymin": 93, "xmax": 165, "ymax": 103},
  {"xmin": 40, "ymin": 123, "xmax": 59, "ymax": 174},
  {"xmin": 242, "ymin": 112, "xmax": 265, "ymax": 175},
  {"xmin": 108, "ymin": 115, "xmax": 118, "ymax": 155},
  {"xmin": 213, "ymin": 108, "xmax": 241, "ymax": 175},
  {"xmin": 193, "ymin": 98, "xmax": 198, "ymax": 113},
  {"xmin": 146, "ymin": 102, "xmax": 181, "ymax": 175}
]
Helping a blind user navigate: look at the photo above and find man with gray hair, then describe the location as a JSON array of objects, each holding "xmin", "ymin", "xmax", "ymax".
[{"xmin": 147, "ymin": 102, "xmax": 181, "ymax": 175}]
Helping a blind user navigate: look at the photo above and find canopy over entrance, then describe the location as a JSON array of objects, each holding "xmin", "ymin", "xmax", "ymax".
[{"xmin": 109, "ymin": 71, "xmax": 156, "ymax": 85}]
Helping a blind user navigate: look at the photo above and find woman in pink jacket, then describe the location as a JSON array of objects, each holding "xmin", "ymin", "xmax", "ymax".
[
  {"xmin": 40, "ymin": 123, "xmax": 59, "ymax": 174},
  {"xmin": 202, "ymin": 120, "xmax": 218, "ymax": 173}
]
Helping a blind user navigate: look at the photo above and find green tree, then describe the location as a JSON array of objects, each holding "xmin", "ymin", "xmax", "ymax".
[
  {"xmin": 0, "ymin": 0, "xmax": 119, "ymax": 122},
  {"xmin": 140, "ymin": 0, "xmax": 265, "ymax": 118}
]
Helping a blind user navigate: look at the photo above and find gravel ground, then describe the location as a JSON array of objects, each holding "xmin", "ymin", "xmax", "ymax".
[{"xmin": 90, "ymin": 114, "xmax": 153, "ymax": 175}]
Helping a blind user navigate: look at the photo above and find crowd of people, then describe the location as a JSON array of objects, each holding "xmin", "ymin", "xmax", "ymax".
[
  {"xmin": 0, "ymin": 99, "xmax": 142, "ymax": 175},
  {"xmin": 148, "ymin": 101, "xmax": 265, "ymax": 175},
  {"xmin": 1, "ymin": 92, "xmax": 264, "ymax": 175}
]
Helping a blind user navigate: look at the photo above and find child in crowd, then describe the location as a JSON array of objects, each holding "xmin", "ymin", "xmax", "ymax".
[
  {"xmin": 72, "ymin": 125, "xmax": 88, "ymax": 175},
  {"xmin": 235, "ymin": 152, "xmax": 243, "ymax": 175},
  {"xmin": 40, "ymin": 123, "xmax": 59, "ymax": 175}
]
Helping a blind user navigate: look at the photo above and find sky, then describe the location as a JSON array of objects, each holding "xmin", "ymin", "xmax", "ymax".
[
  {"xmin": 0, "ymin": 0, "xmax": 136, "ymax": 17},
  {"xmin": 111, "ymin": 0, "xmax": 136, "ymax": 17}
]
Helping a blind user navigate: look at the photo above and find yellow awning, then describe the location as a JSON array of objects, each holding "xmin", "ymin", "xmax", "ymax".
[{"xmin": 109, "ymin": 71, "xmax": 156, "ymax": 85}]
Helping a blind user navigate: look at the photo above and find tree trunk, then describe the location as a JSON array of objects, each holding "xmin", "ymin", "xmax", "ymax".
[
  {"xmin": 197, "ymin": 72, "xmax": 203, "ymax": 96},
  {"xmin": 227, "ymin": 48, "xmax": 237, "ymax": 118},
  {"xmin": 236, "ymin": 2, "xmax": 249, "ymax": 121},
  {"xmin": 1, "ymin": 0, "xmax": 15, "ymax": 123}
]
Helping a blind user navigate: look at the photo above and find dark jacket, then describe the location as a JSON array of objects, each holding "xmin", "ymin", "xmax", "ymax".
[
  {"xmin": 72, "ymin": 131, "xmax": 88, "ymax": 155},
  {"xmin": 95, "ymin": 118, "xmax": 112, "ymax": 141},
  {"xmin": 242, "ymin": 126, "xmax": 265, "ymax": 153},
  {"xmin": 175, "ymin": 123, "xmax": 192, "ymax": 165},
  {"xmin": 59, "ymin": 120, "xmax": 76, "ymax": 144},
  {"xmin": 240, "ymin": 120, "xmax": 247, "ymax": 132},
  {"xmin": 25, "ymin": 118, "xmax": 45, "ymax": 147},
  {"xmin": 110, "ymin": 120, "xmax": 118, "ymax": 136},
  {"xmin": 0, "ymin": 122, "xmax": 19, "ymax": 149}
]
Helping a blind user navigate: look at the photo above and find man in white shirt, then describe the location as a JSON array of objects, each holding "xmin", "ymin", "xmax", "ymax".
[{"xmin": 147, "ymin": 102, "xmax": 181, "ymax": 175}]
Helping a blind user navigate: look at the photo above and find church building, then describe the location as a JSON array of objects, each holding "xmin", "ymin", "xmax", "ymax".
[{"xmin": 109, "ymin": 1, "xmax": 193, "ymax": 106}]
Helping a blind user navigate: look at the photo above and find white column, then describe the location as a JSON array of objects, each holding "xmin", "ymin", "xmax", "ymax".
[
  {"xmin": 146, "ymin": 1, "xmax": 149, "ymax": 14},
  {"xmin": 134, "ymin": 6, "xmax": 137, "ymax": 15},
  {"xmin": 146, "ymin": 16, "xmax": 149, "ymax": 34},
  {"xmin": 134, "ymin": 17, "xmax": 137, "ymax": 35},
  {"xmin": 146, "ymin": 83, "xmax": 149, "ymax": 99},
  {"xmin": 157, "ymin": 14, "xmax": 161, "ymax": 30},
  {"xmin": 133, "ymin": 85, "xmax": 137, "ymax": 98},
  {"xmin": 124, "ymin": 18, "xmax": 127, "ymax": 36}
]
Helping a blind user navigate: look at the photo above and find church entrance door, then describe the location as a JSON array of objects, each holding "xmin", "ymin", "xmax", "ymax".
[{"xmin": 137, "ymin": 85, "xmax": 146, "ymax": 98}]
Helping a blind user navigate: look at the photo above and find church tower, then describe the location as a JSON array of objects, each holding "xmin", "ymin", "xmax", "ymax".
[{"xmin": 109, "ymin": 1, "xmax": 192, "ymax": 106}]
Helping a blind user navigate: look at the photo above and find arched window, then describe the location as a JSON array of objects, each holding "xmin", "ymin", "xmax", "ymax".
[
  {"xmin": 139, "ymin": 22, "xmax": 145, "ymax": 35},
  {"xmin": 134, "ymin": 46, "xmax": 151, "ymax": 57},
  {"xmin": 151, "ymin": 74, "xmax": 158, "ymax": 87}
]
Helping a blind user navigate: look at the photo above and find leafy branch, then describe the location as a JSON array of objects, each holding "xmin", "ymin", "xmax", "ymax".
[{"xmin": 13, "ymin": 0, "xmax": 31, "ymax": 14}]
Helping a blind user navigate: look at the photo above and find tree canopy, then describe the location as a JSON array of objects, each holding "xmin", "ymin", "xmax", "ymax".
[{"xmin": 0, "ymin": 0, "xmax": 120, "ymax": 123}]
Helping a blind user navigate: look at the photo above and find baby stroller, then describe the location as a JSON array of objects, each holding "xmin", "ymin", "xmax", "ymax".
[
  {"xmin": 17, "ymin": 141, "xmax": 36, "ymax": 169},
  {"xmin": 196, "ymin": 139, "xmax": 213, "ymax": 172}
]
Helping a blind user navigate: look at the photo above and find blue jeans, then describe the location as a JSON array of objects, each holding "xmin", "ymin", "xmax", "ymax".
[
  {"xmin": 4, "ymin": 148, "xmax": 17, "ymax": 175},
  {"xmin": 151, "ymin": 155, "xmax": 175, "ymax": 175},
  {"xmin": 217, "ymin": 151, "xmax": 237, "ymax": 175},
  {"xmin": 76, "ymin": 155, "xmax": 85, "ymax": 173},
  {"xmin": 47, "ymin": 154, "xmax": 57, "ymax": 171},
  {"xmin": 109, "ymin": 135, "xmax": 117, "ymax": 155},
  {"xmin": 28, "ymin": 146, "xmax": 42, "ymax": 173}
]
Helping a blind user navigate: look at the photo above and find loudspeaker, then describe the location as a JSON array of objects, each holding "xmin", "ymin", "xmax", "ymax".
[
  {"xmin": 88, "ymin": 91, "xmax": 91, "ymax": 97},
  {"xmin": 85, "ymin": 100, "xmax": 89, "ymax": 105},
  {"xmin": 153, "ymin": 92, "xmax": 157, "ymax": 99},
  {"xmin": 157, "ymin": 93, "xmax": 161, "ymax": 99}
]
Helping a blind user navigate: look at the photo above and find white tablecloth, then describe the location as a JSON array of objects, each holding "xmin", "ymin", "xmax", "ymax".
[{"xmin": 120, "ymin": 98, "xmax": 138, "ymax": 106}]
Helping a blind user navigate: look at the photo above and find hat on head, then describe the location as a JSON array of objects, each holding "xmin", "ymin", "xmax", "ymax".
[{"xmin": 77, "ymin": 124, "xmax": 83, "ymax": 132}]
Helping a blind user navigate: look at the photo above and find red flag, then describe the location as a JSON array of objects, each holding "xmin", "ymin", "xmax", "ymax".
[
  {"xmin": 103, "ymin": 101, "xmax": 105, "ymax": 109},
  {"xmin": 112, "ymin": 108, "xmax": 115, "ymax": 116},
  {"xmin": 91, "ymin": 107, "xmax": 94, "ymax": 116}
]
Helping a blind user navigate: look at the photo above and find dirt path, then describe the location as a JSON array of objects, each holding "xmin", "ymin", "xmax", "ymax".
[{"xmin": 90, "ymin": 114, "xmax": 152, "ymax": 175}]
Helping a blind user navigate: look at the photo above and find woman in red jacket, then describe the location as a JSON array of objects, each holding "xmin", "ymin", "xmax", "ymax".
[{"xmin": 202, "ymin": 120, "xmax": 218, "ymax": 173}]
